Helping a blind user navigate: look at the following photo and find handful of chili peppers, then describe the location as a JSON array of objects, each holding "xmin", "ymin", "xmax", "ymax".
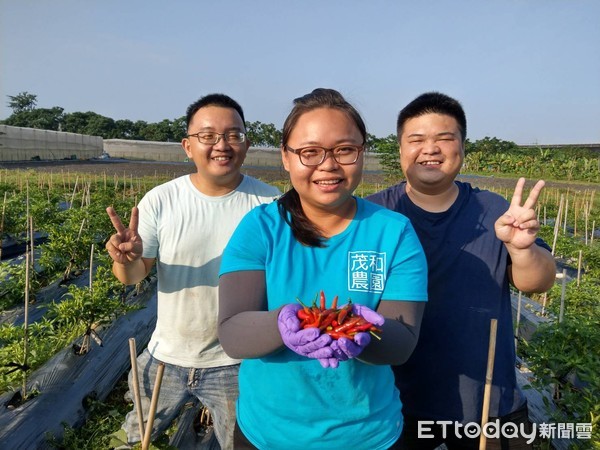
[{"xmin": 296, "ymin": 290, "xmax": 382, "ymax": 341}]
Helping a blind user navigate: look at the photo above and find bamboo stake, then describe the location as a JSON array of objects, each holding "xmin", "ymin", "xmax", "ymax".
[
  {"xmin": 479, "ymin": 319, "xmax": 498, "ymax": 450},
  {"xmin": 22, "ymin": 248, "xmax": 31, "ymax": 400},
  {"xmin": 551, "ymin": 195, "xmax": 564, "ymax": 256},
  {"xmin": 26, "ymin": 183, "xmax": 30, "ymax": 243},
  {"xmin": 543, "ymin": 206, "xmax": 546, "ymax": 226},
  {"xmin": 577, "ymin": 250, "xmax": 582, "ymax": 287},
  {"xmin": 591, "ymin": 221, "xmax": 596, "ymax": 245},
  {"xmin": 142, "ymin": 363, "xmax": 165, "ymax": 450},
  {"xmin": 29, "ymin": 216, "xmax": 34, "ymax": 271},
  {"xmin": 574, "ymin": 197, "xmax": 578, "ymax": 237},
  {"xmin": 514, "ymin": 292, "xmax": 522, "ymax": 352},
  {"xmin": 563, "ymin": 197, "xmax": 568, "ymax": 234},
  {"xmin": 69, "ymin": 176, "xmax": 79, "ymax": 209},
  {"xmin": 89, "ymin": 244, "xmax": 94, "ymax": 289},
  {"xmin": 0, "ymin": 192, "xmax": 7, "ymax": 260},
  {"xmin": 129, "ymin": 338, "xmax": 145, "ymax": 441},
  {"xmin": 541, "ymin": 292, "xmax": 548, "ymax": 316},
  {"xmin": 584, "ymin": 201, "xmax": 589, "ymax": 245},
  {"xmin": 559, "ymin": 269, "xmax": 567, "ymax": 323}
]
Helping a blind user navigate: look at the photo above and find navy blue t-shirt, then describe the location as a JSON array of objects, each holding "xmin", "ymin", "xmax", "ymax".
[{"xmin": 367, "ymin": 181, "xmax": 549, "ymax": 422}]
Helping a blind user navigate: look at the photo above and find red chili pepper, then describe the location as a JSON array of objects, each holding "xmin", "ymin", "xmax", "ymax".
[
  {"xmin": 319, "ymin": 290, "xmax": 326, "ymax": 310},
  {"xmin": 327, "ymin": 331, "xmax": 354, "ymax": 340},
  {"xmin": 297, "ymin": 309, "xmax": 311, "ymax": 320},
  {"xmin": 337, "ymin": 305, "xmax": 351, "ymax": 325},
  {"xmin": 331, "ymin": 295, "xmax": 338, "ymax": 309},
  {"xmin": 352, "ymin": 321, "xmax": 375, "ymax": 332},
  {"xmin": 333, "ymin": 316, "xmax": 362, "ymax": 333},
  {"xmin": 318, "ymin": 311, "xmax": 337, "ymax": 331}
]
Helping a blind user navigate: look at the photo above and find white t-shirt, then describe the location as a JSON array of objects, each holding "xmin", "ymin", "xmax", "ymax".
[{"xmin": 138, "ymin": 174, "xmax": 280, "ymax": 367}]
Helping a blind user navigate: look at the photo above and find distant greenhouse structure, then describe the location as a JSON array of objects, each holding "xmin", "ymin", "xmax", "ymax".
[{"xmin": 0, "ymin": 125, "xmax": 103, "ymax": 161}]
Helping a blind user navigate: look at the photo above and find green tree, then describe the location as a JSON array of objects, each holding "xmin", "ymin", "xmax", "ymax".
[
  {"xmin": 2, "ymin": 107, "xmax": 65, "ymax": 130},
  {"xmin": 245, "ymin": 121, "xmax": 282, "ymax": 147},
  {"xmin": 7, "ymin": 92, "xmax": 37, "ymax": 114},
  {"xmin": 470, "ymin": 136, "xmax": 519, "ymax": 154},
  {"xmin": 140, "ymin": 119, "xmax": 176, "ymax": 142},
  {"xmin": 172, "ymin": 116, "xmax": 187, "ymax": 141},
  {"xmin": 84, "ymin": 113, "xmax": 116, "ymax": 138},
  {"xmin": 62, "ymin": 111, "xmax": 96, "ymax": 135},
  {"xmin": 114, "ymin": 119, "xmax": 138, "ymax": 139},
  {"xmin": 370, "ymin": 134, "xmax": 401, "ymax": 179}
]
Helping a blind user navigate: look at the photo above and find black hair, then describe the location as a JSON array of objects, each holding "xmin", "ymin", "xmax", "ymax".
[
  {"xmin": 397, "ymin": 92, "xmax": 467, "ymax": 142},
  {"xmin": 278, "ymin": 88, "xmax": 366, "ymax": 247},
  {"xmin": 185, "ymin": 93, "xmax": 245, "ymax": 131}
]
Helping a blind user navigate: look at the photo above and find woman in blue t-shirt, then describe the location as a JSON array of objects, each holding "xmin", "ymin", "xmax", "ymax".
[{"xmin": 217, "ymin": 88, "xmax": 428, "ymax": 450}]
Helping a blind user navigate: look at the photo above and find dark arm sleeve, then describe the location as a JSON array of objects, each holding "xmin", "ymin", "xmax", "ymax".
[
  {"xmin": 218, "ymin": 270, "xmax": 284, "ymax": 359},
  {"xmin": 357, "ymin": 299, "xmax": 425, "ymax": 366}
]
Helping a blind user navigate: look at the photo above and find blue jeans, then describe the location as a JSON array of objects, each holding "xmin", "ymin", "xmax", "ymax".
[{"xmin": 122, "ymin": 349, "xmax": 239, "ymax": 450}]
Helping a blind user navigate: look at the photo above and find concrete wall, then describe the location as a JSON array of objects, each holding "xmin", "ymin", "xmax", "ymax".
[
  {"xmin": 0, "ymin": 125, "xmax": 103, "ymax": 161},
  {"xmin": 103, "ymin": 139, "xmax": 384, "ymax": 170}
]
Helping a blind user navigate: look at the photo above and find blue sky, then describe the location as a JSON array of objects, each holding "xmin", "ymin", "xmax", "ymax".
[{"xmin": 1, "ymin": 1, "xmax": 599, "ymax": 145}]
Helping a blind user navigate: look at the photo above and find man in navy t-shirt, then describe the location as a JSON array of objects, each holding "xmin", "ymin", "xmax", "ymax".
[{"xmin": 367, "ymin": 92, "xmax": 556, "ymax": 449}]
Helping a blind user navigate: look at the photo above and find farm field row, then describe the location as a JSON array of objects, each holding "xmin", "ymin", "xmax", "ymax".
[{"xmin": 0, "ymin": 160, "xmax": 598, "ymax": 448}]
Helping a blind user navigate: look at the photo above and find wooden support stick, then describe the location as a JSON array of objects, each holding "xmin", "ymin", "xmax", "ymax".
[
  {"xmin": 128, "ymin": 338, "xmax": 145, "ymax": 441},
  {"xmin": 479, "ymin": 319, "xmax": 498, "ymax": 450},
  {"xmin": 22, "ymin": 248, "xmax": 31, "ymax": 400},
  {"xmin": 0, "ymin": 191, "xmax": 7, "ymax": 260},
  {"xmin": 514, "ymin": 292, "xmax": 522, "ymax": 353},
  {"xmin": 142, "ymin": 362, "xmax": 165, "ymax": 450}
]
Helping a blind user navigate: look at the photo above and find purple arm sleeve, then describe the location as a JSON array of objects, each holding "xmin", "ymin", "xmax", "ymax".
[
  {"xmin": 217, "ymin": 271, "xmax": 284, "ymax": 359},
  {"xmin": 357, "ymin": 299, "xmax": 426, "ymax": 366}
]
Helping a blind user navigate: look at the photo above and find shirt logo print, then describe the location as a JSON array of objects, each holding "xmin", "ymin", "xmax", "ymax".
[{"xmin": 348, "ymin": 251, "xmax": 386, "ymax": 293}]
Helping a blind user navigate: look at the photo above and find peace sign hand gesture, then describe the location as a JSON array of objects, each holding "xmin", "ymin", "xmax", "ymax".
[
  {"xmin": 494, "ymin": 178, "xmax": 545, "ymax": 250},
  {"xmin": 105, "ymin": 207, "xmax": 143, "ymax": 264}
]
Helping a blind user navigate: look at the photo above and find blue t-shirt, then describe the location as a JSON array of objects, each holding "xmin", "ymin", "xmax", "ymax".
[
  {"xmin": 220, "ymin": 197, "xmax": 428, "ymax": 450},
  {"xmin": 367, "ymin": 181, "xmax": 550, "ymax": 423}
]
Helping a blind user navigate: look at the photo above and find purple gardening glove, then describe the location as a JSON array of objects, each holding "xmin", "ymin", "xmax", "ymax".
[
  {"xmin": 335, "ymin": 332, "xmax": 372, "ymax": 359},
  {"xmin": 318, "ymin": 355, "xmax": 340, "ymax": 369},
  {"xmin": 319, "ymin": 335, "xmax": 369, "ymax": 367},
  {"xmin": 278, "ymin": 304, "xmax": 333, "ymax": 359},
  {"xmin": 351, "ymin": 304, "xmax": 385, "ymax": 327},
  {"xmin": 328, "ymin": 303, "xmax": 385, "ymax": 362}
]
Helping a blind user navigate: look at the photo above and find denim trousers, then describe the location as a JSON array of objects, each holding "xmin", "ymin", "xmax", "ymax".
[{"xmin": 122, "ymin": 348, "xmax": 239, "ymax": 450}]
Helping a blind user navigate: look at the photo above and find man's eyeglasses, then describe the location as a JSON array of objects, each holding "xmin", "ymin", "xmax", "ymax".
[
  {"xmin": 285, "ymin": 144, "xmax": 364, "ymax": 166},
  {"xmin": 188, "ymin": 131, "xmax": 246, "ymax": 145}
]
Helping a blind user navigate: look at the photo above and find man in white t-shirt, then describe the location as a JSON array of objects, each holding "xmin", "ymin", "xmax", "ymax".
[{"xmin": 105, "ymin": 94, "xmax": 280, "ymax": 449}]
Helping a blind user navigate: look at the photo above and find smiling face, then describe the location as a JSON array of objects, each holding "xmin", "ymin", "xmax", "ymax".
[
  {"xmin": 181, "ymin": 105, "xmax": 249, "ymax": 194},
  {"xmin": 282, "ymin": 107, "xmax": 364, "ymax": 216},
  {"xmin": 399, "ymin": 113, "xmax": 464, "ymax": 195}
]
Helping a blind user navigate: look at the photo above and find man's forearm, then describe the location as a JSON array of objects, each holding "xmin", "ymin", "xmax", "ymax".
[
  {"xmin": 507, "ymin": 244, "xmax": 556, "ymax": 293},
  {"xmin": 112, "ymin": 258, "xmax": 149, "ymax": 285}
]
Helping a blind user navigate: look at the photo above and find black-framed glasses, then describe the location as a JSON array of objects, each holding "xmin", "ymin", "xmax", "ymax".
[
  {"xmin": 188, "ymin": 131, "xmax": 246, "ymax": 145},
  {"xmin": 285, "ymin": 144, "xmax": 364, "ymax": 166}
]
